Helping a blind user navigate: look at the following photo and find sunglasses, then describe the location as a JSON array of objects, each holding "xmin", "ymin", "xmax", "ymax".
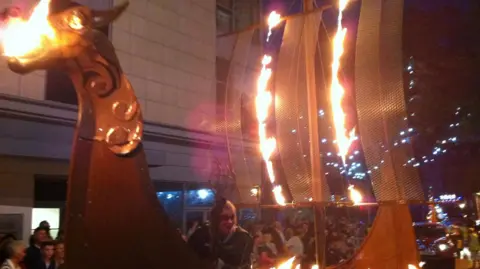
[{"xmin": 220, "ymin": 214, "xmax": 235, "ymax": 221}]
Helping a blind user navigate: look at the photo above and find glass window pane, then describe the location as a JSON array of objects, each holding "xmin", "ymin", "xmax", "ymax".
[
  {"xmin": 31, "ymin": 208, "xmax": 60, "ymax": 230},
  {"xmin": 186, "ymin": 189, "xmax": 215, "ymax": 207},
  {"xmin": 216, "ymin": 7, "xmax": 232, "ymax": 34},
  {"xmin": 157, "ymin": 191, "xmax": 183, "ymax": 228}
]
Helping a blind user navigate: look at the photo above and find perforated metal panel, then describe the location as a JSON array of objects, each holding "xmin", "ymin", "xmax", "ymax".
[
  {"xmin": 274, "ymin": 12, "xmax": 330, "ymax": 202},
  {"xmin": 354, "ymin": 0, "xmax": 424, "ymax": 201},
  {"xmin": 218, "ymin": 30, "xmax": 260, "ymax": 204}
]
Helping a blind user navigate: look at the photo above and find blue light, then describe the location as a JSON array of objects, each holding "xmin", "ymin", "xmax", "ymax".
[{"xmin": 197, "ymin": 189, "xmax": 209, "ymax": 199}]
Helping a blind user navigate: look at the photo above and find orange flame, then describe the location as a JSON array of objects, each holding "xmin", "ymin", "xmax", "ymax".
[
  {"xmin": 330, "ymin": 0, "xmax": 355, "ymax": 164},
  {"xmin": 1, "ymin": 0, "xmax": 55, "ymax": 60},
  {"xmin": 256, "ymin": 11, "xmax": 285, "ymax": 205},
  {"xmin": 348, "ymin": 184, "xmax": 363, "ymax": 204},
  {"xmin": 274, "ymin": 257, "xmax": 318, "ymax": 269},
  {"xmin": 275, "ymin": 257, "xmax": 297, "ymax": 269}
]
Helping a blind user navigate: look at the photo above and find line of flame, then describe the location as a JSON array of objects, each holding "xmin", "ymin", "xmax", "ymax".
[
  {"xmin": 330, "ymin": 0, "xmax": 355, "ymax": 165},
  {"xmin": 255, "ymin": 11, "xmax": 285, "ymax": 205}
]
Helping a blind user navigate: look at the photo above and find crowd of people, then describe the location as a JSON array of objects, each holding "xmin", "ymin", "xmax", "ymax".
[
  {"xmin": 237, "ymin": 215, "xmax": 365, "ymax": 267},
  {"xmin": 0, "ymin": 200, "xmax": 366, "ymax": 269},
  {"xmin": 0, "ymin": 222, "xmax": 64, "ymax": 269},
  {"xmin": 185, "ymin": 200, "xmax": 368, "ymax": 268}
]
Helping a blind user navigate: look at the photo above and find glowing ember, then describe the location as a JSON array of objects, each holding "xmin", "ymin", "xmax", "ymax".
[
  {"xmin": 330, "ymin": 0, "xmax": 355, "ymax": 164},
  {"xmin": 348, "ymin": 184, "xmax": 363, "ymax": 204},
  {"xmin": 256, "ymin": 11, "xmax": 285, "ymax": 205},
  {"xmin": 1, "ymin": 0, "xmax": 55, "ymax": 61}
]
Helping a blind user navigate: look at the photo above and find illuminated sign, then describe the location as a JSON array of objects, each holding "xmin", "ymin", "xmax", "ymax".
[{"xmin": 439, "ymin": 194, "xmax": 456, "ymax": 201}]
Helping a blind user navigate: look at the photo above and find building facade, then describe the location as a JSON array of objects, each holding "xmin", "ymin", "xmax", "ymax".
[{"xmin": 0, "ymin": 0, "xmax": 263, "ymax": 239}]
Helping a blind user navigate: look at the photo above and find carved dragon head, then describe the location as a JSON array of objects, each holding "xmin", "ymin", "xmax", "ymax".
[
  {"xmin": 2, "ymin": 0, "xmax": 143, "ymax": 156},
  {"xmin": 2, "ymin": 0, "xmax": 128, "ymax": 74}
]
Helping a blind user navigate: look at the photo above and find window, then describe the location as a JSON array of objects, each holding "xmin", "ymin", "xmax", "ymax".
[
  {"xmin": 216, "ymin": 5, "xmax": 233, "ymax": 34},
  {"xmin": 44, "ymin": 1, "xmax": 110, "ymax": 105},
  {"xmin": 185, "ymin": 189, "xmax": 215, "ymax": 207},
  {"xmin": 34, "ymin": 177, "xmax": 67, "ymax": 203},
  {"xmin": 216, "ymin": 0, "xmax": 260, "ymax": 34},
  {"xmin": 216, "ymin": 57, "xmax": 231, "ymax": 131},
  {"xmin": 31, "ymin": 208, "xmax": 61, "ymax": 239},
  {"xmin": 157, "ymin": 191, "xmax": 183, "ymax": 228}
]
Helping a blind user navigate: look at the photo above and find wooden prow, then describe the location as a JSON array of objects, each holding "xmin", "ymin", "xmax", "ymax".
[
  {"xmin": 61, "ymin": 31, "xmax": 203, "ymax": 269},
  {"xmin": 328, "ymin": 204, "xmax": 419, "ymax": 269}
]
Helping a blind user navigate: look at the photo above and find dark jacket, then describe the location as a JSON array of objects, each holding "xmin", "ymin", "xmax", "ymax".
[
  {"xmin": 23, "ymin": 246, "xmax": 41, "ymax": 269},
  {"xmin": 33, "ymin": 260, "xmax": 55, "ymax": 269},
  {"xmin": 188, "ymin": 225, "xmax": 253, "ymax": 269},
  {"xmin": 216, "ymin": 227, "xmax": 253, "ymax": 269}
]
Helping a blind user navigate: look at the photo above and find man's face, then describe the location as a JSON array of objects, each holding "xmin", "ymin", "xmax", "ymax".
[
  {"xmin": 42, "ymin": 245, "xmax": 54, "ymax": 259},
  {"xmin": 35, "ymin": 230, "xmax": 47, "ymax": 243},
  {"xmin": 219, "ymin": 206, "xmax": 235, "ymax": 236}
]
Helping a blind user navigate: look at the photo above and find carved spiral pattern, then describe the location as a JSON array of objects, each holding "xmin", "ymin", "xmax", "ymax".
[{"xmin": 79, "ymin": 61, "xmax": 143, "ymax": 156}]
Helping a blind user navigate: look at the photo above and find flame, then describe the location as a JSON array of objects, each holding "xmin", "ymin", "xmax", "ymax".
[
  {"xmin": 330, "ymin": 0, "xmax": 355, "ymax": 164},
  {"xmin": 348, "ymin": 184, "xmax": 363, "ymax": 204},
  {"xmin": 274, "ymin": 257, "xmax": 296, "ymax": 269},
  {"xmin": 273, "ymin": 257, "xmax": 317, "ymax": 269},
  {"xmin": 408, "ymin": 265, "xmax": 418, "ymax": 269},
  {"xmin": 1, "ymin": 0, "xmax": 55, "ymax": 60},
  {"xmin": 256, "ymin": 11, "xmax": 285, "ymax": 205}
]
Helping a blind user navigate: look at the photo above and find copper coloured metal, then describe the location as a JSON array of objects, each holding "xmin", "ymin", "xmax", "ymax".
[
  {"xmin": 5, "ymin": 2, "xmax": 202, "ymax": 268},
  {"xmin": 354, "ymin": 0, "xmax": 424, "ymax": 202}
]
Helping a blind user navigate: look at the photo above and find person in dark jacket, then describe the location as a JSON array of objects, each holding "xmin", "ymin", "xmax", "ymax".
[
  {"xmin": 189, "ymin": 199, "xmax": 253, "ymax": 269},
  {"xmin": 34, "ymin": 242, "xmax": 55, "ymax": 269},
  {"xmin": 23, "ymin": 228, "xmax": 48, "ymax": 269}
]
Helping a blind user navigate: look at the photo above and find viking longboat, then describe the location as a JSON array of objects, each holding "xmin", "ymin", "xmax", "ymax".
[{"xmin": 0, "ymin": 0, "xmax": 426, "ymax": 268}]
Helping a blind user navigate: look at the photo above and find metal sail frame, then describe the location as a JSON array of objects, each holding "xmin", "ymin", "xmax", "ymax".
[{"xmin": 225, "ymin": 0, "xmax": 424, "ymax": 268}]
